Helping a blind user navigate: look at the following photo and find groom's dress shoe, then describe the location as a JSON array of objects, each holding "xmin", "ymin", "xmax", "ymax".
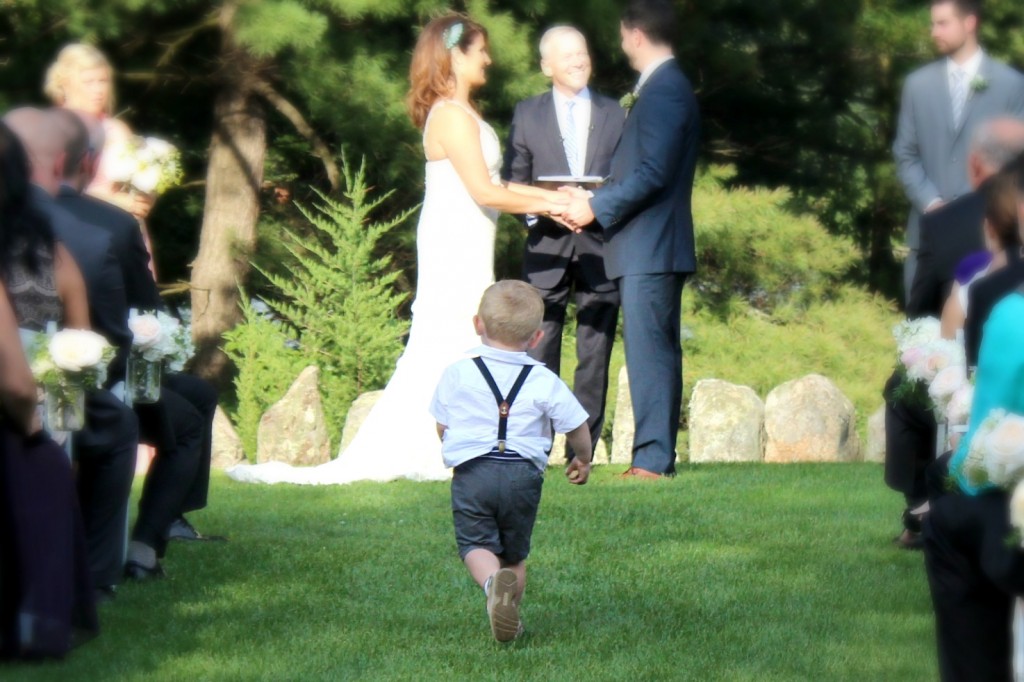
[
  {"xmin": 124, "ymin": 560, "xmax": 165, "ymax": 581},
  {"xmin": 621, "ymin": 467, "xmax": 662, "ymax": 480},
  {"xmin": 167, "ymin": 516, "xmax": 227, "ymax": 543}
]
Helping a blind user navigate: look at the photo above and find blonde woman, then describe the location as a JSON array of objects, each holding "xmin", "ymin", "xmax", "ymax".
[{"xmin": 44, "ymin": 43, "xmax": 158, "ymax": 276}]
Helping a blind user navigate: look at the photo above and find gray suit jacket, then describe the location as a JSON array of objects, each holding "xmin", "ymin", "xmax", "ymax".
[
  {"xmin": 893, "ymin": 54, "xmax": 1024, "ymax": 248},
  {"xmin": 503, "ymin": 90, "xmax": 626, "ymax": 291}
]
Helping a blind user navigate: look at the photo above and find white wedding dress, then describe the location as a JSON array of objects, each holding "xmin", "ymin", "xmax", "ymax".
[{"xmin": 228, "ymin": 100, "xmax": 500, "ymax": 485}]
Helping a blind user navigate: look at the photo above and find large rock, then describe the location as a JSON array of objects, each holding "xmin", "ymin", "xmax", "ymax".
[
  {"xmin": 548, "ymin": 435, "xmax": 609, "ymax": 467},
  {"xmin": 212, "ymin": 406, "xmax": 245, "ymax": 469},
  {"xmin": 257, "ymin": 366, "xmax": 331, "ymax": 465},
  {"xmin": 864, "ymin": 406, "xmax": 886, "ymax": 464},
  {"xmin": 611, "ymin": 366, "xmax": 634, "ymax": 465},
  {"xmin": 764, "ymin": 374, "xmax": 860, "ymax": 463},
  {"xmin": 339, "ymin": 390, "xmax": 384, "ymax": 453},
  {"xmin": 688, "ymin": 379, "xmax": 764, "ymax": 463}
]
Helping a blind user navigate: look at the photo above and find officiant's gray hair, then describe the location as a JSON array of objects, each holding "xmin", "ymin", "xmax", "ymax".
[
  {"xmin": 970, "ymin": 118, "xmax": 1024, "ymax": 174},
  {"xmin": 539, "ymin": 26, "xmax": 586, "ymax": 59}
]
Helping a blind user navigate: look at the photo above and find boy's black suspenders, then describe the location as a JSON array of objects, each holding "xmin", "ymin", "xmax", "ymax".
[{"xmin": 472, "ymin": 357, "xmax": 533, "ymax": 453}]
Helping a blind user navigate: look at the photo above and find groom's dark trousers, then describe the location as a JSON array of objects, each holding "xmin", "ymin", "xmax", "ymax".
[
  {"xmin": 590, "ymin": 58, "xmax": 700, "ymax": 475},
  {"xmin": 504, "ymin": 90, "xmax": 626, "ymax": 460},
  {"xmin": 924, "ymin": 489, "xmax": 1024, "ymax": 682}
]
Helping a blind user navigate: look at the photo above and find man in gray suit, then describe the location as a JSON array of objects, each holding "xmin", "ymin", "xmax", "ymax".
[
  {"xmin": 893, "ymin": 0, "xmax": 1024, "ymax": 302},
  {"xmin": 503, "ymin": 26, "xmax": 626, "ymax": 463}
]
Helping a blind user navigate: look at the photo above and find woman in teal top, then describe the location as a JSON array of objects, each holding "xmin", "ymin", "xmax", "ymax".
[{"xmin": 950, "ymin": 289, "xmax": 1024, "ymax": 494}]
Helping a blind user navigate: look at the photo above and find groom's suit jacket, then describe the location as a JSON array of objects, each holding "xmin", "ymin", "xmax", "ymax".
[
  {"xmin": 590, "ymin": 59, "xmax": 700, "ymax": 279},
  {"xmin": 893, "ymin": 55, "xmax": 1024, "ymax": 252},
  {"xmin": 503, "ymin": 90, "xmax": 626, "ymax": 291}
]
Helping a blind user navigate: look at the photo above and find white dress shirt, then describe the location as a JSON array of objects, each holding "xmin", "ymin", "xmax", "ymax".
[
  {"xmin": 947, "ymin": 48, "xmax": 985, "ymax": 93},
  {"xmin": 430, "ymin": 344, "xmax": 589, "ymax": 471},
  {"xmin": 552, "ymin": 86, "xmax": 592, "ymax": 177},
  {"xmin": 637, "ymin": 54, "xmax": 676, "ymax": 92}
]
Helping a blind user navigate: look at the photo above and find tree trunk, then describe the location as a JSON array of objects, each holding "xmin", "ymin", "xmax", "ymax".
[{"xmin": 190, "ymin": 1, "xmax": 266, "ymax": 390}]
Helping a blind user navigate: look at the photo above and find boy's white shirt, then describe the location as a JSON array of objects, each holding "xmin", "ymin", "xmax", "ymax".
[{"xmin": 429, "ymin": 344, "xmax": 589, "ymax": 471}]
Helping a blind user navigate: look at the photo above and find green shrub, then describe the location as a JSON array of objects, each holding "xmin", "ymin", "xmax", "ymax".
[
  {"xmin": 253, "ymin": 159, "xmax": 412, "ymax": 445},
  {"xmin": 692, "ymin": 167, "xmax": 859, "ymax": 317},
  {"xmin": 222, "ymin": 293, "xmax": 307, "ymax": 461}
]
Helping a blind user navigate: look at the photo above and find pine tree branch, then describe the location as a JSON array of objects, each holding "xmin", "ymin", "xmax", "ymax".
[{"xmin": 251, "ymin": 78, "xmax": 340, "ymax": 191}]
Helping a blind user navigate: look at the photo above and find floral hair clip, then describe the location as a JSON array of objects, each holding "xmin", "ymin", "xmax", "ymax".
[{"xmin": 444, "ymin": 22, "xmax": 464, "ymax": 50}]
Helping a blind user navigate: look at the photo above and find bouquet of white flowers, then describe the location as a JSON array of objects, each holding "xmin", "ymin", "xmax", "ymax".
[
  {"xmin": 893, "ymin": 317, "xmax": 942, "ymax": 355},
  {"xmin": 960, "ymin": 410, "xmax": 1024, "ymax": 489},
  {"xmin": 107, "ymin": 135, "xmax": 183, "ymax": 195},
  {"xmin": 958, "ymin": 410, "xmax": 1024, "ymax": 546},
  {"xmin": 127, "ymin": 309, "xmax": 195, "ymax": 404},
  {"xmin": 28, "ymin": 328, "xmax": 115, "ymax": 431},
  {"xmin": 129, "ymin": 309, "xmax": 195, "ymax": 370}
]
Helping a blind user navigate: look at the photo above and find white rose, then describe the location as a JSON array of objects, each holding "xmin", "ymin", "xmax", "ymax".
[
  {"xmin": 945, "ymin": 383, "xmax": 974, "ymax": 426},
  {"xmin": 1011, "ymin": 480, "xmax": 1024, "ymax": 547},
  {"xmin": 929, "ymin": 365, "xmax": 967, "ymax": 406},
  {"xmin": 49, "ymin": 329, "xmax": 108, "ymax": 373},
  {"xmin": 908, "ymin": 339, "xmax": 964, "ymax": 383},
  {"xmin": 982, "ymin": 414, "xmax": 1024, "ymax": 488},
  {"xmin": 106, "ymin": 152, "xmax": 140, "ymax": 184},
  {"xmin": 144, "ymin": 137, "xmax": 175, "ymax": 160},
  {"xmin": 132, "ymin": 165, "xmax": 161, "ymax": 194},
  {"xmin": 130, "ymin": 314, "xmax": 164, "ymax": 349}
]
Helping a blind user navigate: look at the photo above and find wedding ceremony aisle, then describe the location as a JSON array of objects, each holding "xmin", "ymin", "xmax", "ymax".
[{"xmin": 8, "ymin": 465, "xmax": 935, "ymax": 681}]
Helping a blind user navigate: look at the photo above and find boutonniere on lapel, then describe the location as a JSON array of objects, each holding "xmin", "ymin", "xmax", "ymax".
[
  {"xmin": 619, "ymin": 92, "xmax": 638, "ymax": 111},
  {"xmin": 970, "ymin": 76, "xmax": 989, "ymax": 96}
]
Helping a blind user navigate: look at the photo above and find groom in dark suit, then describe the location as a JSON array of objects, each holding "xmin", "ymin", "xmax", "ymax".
[
  {"xmin": 562, "ymin": 0, "xmax": 700, "ymax": 477},
  {"xmin": 503, "ymin": 26, "xmax": 625, "ymax": 462}
]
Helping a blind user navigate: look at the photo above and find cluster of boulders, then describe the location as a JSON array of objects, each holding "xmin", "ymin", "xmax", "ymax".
[{"xmin": 212, "ymin": 365, "xmax": 887, "ymax": 468}]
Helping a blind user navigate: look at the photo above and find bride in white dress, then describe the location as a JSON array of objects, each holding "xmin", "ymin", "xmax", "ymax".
[{"xmin": 229, "ymin": 15, "xmax": 569, "ymax": 485}]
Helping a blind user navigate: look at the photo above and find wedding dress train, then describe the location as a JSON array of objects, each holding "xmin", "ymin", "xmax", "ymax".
[{"xmin": 228, "ymin": 101, "xmax": 501, "ymax": 485}]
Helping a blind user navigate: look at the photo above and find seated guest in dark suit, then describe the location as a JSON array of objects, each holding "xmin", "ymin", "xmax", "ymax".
[
  {"xmin": 908, "ymin": 118, "xmax": 1024, "ymax": 318},
  {"xmin": 3, "ymin": 108, "xmax": 138, "ymax": 600},
  {"xmin": 885, "ymin": 122, "xmax": 1024, "ymax": 549},
  {"xmin": 54, "ymin": 110, "xmax": 222, "ymax": 555},
  {"xmin": 939, "ymin": 168, "xmax": 1023, "ymax": 338},
  {"xmin": 0, "ymin": 122, "xmax": 98, "ymax": 659},
  {"xmin": 924, "ymin": 285, "xmax": 1024, "ymax": 682}
]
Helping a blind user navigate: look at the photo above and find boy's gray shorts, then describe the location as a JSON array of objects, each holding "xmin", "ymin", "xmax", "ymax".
[{"xmin": 451, "ymin": 457, "xmax": 544, "ymax": 565}]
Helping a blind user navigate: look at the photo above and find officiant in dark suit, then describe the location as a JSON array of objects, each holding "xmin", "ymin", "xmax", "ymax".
[
  {"xmin": 561, "ymin": 0, "xmax": 700, "ymax": 478},
  {"xmin": 503, "ymin": 25, "xmax": 626, "ymax": 462}
]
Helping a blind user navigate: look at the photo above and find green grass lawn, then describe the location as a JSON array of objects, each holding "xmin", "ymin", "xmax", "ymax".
[{"xmin": 7, "ymin": 465, "xmax": 935, "ymax": 681}]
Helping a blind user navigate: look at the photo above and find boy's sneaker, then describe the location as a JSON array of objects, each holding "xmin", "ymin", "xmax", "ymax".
[{"xmin": 486, "ymin": 568, "xmax": 520, "ymax": 642}]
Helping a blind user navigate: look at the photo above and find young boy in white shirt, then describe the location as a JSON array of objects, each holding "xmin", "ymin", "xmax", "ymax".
[{"xmin": 430, "ymin": 280, "xmax": 592, "ymax": 642}]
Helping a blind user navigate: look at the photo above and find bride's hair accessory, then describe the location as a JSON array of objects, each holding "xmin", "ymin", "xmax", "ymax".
[{"xmin": 444, "ymin": 22, "xmax": 464, "ymax": 50}]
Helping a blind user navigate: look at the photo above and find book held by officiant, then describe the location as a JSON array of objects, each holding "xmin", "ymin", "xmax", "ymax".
[{"xmin": 535, "ymin": 175, "xmax": 607, "ymax": 190}]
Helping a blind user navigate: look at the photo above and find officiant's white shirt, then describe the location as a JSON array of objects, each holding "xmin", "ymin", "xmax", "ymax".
[{"xmin": 552, "ymin": 86, "xmax": 591, "ymax": 175}]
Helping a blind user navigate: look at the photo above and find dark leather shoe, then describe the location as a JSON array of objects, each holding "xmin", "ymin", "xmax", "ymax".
[
  {"xmin": 94, "ymin": 585, "xmax": 117, "ymax": 604},
  {"xmin": 892, "ymin": 529, "xmax": 924, "ymax": 551},
  {"xmin": 621, "ymin": 467, "xmax": 663, "ymax": 480},
  {"xmin": 124, "ymin": 559, "xmax": 165, "ymax": 581},
  {"xmin": 167, "ymin": 516, "xmax": 227, "ymax": 543}
]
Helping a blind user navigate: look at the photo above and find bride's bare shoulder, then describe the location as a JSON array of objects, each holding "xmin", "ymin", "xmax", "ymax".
[{"xmin": 428, "ymin": 101, "xmax": 480, "ymax": 131}]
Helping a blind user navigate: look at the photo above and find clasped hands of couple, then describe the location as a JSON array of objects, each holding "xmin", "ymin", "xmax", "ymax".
[{"xmin": 544, "ymin": 185, "xmax": 595, "ymax": 233}]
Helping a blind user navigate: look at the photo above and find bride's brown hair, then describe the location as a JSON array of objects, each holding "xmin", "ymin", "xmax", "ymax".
[{"xmin": 407, "ymin": 14, "xmax": 488, "ymax": 130}]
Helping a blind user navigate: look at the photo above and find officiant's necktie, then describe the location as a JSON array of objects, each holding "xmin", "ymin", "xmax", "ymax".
[
  {"xmin": 562, "ymin": 100, "xmax": 581, "ymax": 177},
  {"xmin": 951, "ymin": 68, "xmax": 968, "ymax": 129}
]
